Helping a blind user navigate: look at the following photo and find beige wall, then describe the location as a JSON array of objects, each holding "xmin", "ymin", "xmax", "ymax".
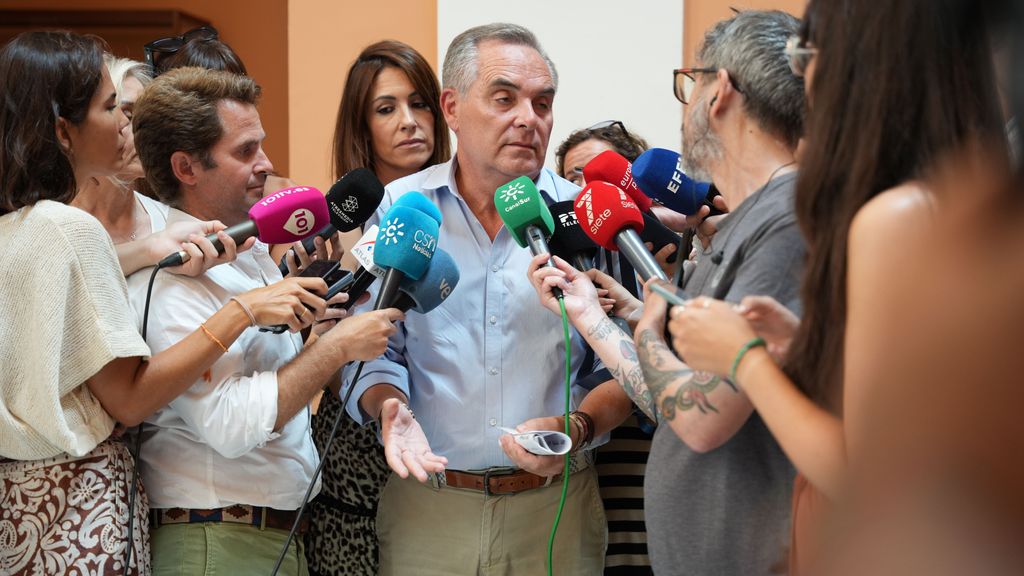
[
  {"xmin": 287, "ymin": 0, "xmax": 437, "ymax": 192},
  {"xmin": 684, "ymin": 0, "xmax": 808, "ymax": 65},
  {"xmin": 0, "ymin": 0, "xmax": 290, "ymax": 175}
]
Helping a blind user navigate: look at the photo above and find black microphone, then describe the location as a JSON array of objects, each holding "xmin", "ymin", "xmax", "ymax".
[
  {"xmin": 548, "ymin": 200, "xmax": 599, "ymax": 271},
  {"xmin": 278, "ymin": 168, "xmax": 386, "ymax": 274}
]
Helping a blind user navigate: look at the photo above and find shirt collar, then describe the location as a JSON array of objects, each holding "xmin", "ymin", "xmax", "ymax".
[{"xmin": 419, "ymin": 154, "xmax": 568, "ymax": 205}]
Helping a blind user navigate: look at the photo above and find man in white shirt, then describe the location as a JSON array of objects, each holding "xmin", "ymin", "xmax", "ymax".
[{"xmin": 128, "ymin": 67, "xmax": 415, "ymax": 576}]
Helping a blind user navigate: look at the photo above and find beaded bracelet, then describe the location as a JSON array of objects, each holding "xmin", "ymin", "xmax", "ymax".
[{"xmin": 730, "ymin": 337, "xmax": 766, "ymax": 383}]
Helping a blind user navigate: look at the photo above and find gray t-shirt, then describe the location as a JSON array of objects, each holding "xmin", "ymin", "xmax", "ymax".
[{"xmin": 645, "ymin": 172, "xmax": 804, "ymax": 576}]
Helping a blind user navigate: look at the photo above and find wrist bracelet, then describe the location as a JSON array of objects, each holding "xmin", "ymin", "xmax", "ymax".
[
  {"xmin": 199, "ymin": 322, "xmax": 229, "ymax": 353},
  {"xmin": 569, "ymin": 410, "xmax": 595, "ymax": 452},
  {"xmin": 229, "ymin": 296, "xmax": 257, "ymax": 328},
  {"xmin": 730, "ymin": 337, "xmax": 766, "ymax": 383}
]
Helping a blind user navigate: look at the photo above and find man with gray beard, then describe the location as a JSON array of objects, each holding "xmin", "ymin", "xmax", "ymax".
[{"xmin": 631, "ymin": 10, "xmax": 807, "ymax": 575}]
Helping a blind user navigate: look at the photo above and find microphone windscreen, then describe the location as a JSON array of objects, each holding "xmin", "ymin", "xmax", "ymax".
[
  {"xmin": 392, "ymin": 191, "xmax": 442, "ymax": 225},
  {"xmin": 573, "ymin": 181, "xmax": 645, "ymax": 251},
  {"xmin": 250, "ymin": 186, "xmax": 329, "ymax": 244},
  {"xmin": 548, "ymin": 200, "xmax": 599, "ymax": 263},
  {"xmin": 632, "ymin": 148, "xmax": 710, "ymax": 216},
  {"xmin": 372, "ymin": 205, "xmax": 438, "ymax": 281},
  {"xmin": 582, "ymin": 150, "xmax": 653, "ymax": 213},
  {"xmin": 397, "ymin": 249, "xmax": 460, "ymax": 313},
  {"xmin": 324, "ymin": 168, "xmax": 385, "ymax": 232},
  {"xmin": 494, "ymin": 176, "xmax": 555, "ymax": 248}
]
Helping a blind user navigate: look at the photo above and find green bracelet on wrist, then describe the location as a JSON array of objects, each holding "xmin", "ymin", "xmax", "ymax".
[{"xmin": 730, "ymin": 337, "xmax": 766, "ymax": 383}]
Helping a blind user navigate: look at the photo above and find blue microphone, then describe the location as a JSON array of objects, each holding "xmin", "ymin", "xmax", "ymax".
[
  {"xmin": 632, "ymin": 148, "xmax": 721, "ymax": 216},
  {"xmin": 391, "ymin": 191, "xmax": 442, "ymax": 224},
  {"xmin": 372, "ymin": 205, "xmax": 439, "ymax": 309},
  {"xmin": 393, "ymin": 249, "xmax": 460, "ymax": 313}
]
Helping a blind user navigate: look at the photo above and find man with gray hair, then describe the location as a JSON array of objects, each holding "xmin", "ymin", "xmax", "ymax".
[
  {"xmin": 342, "ymin": 23, "xmax": 615, "ymax": 575},
  {"xmin": 625, "ymin": 10, "xmax": 807, "ymax": 575}
]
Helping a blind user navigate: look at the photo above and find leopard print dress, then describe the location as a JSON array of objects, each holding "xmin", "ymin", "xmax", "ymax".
[{"xmin": 305, "ymin": 391, "xmax": 390, "ymax": 576}]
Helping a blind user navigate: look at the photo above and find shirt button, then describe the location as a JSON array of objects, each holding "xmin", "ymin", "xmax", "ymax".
[
  {"xmin": 489, "ymin": 315, "xmax": 497, "ymax": 325},
  {"xmin": 489, "ymin": 367, "xmax": 499, "ymax": 376},
  {"xmin": 491, "ymin": 265, "xmax": 499, "ymax": 272},
  {"xmin": 489, "ymin": 418, "xmax": 497, "ymax": 427}
]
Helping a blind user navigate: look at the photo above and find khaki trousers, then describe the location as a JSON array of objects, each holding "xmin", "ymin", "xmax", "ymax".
[{"xmin": 377, "ymin": 468, "xmax": 607, "ymax": 576}]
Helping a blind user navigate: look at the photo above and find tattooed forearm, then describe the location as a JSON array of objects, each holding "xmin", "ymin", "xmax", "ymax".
[
  {"xmin": 586, "ymin": 315, "xmax": 627, "ymax": 342},
  {"xmin": 636, "ymin": 329, "xmax": 729, "ymax": 422},
  {"xmin": 610, "ymin": 361, "xmax": 656, "ymax": 421}
]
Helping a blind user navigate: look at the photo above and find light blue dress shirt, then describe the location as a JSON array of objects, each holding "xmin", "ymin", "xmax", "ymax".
[{"xmin": 342, "ymin": 157, "xmax": 599, "ymax": 471}]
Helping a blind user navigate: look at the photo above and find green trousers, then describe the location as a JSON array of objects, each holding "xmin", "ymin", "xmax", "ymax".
[{"xmin": 151, "ymin": 522, "xmax": 309, "ymax": 576}]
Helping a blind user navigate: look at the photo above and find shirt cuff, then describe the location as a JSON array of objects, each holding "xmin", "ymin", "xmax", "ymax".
[{"xmin": 341, "ymin": 360, "xmax": 409, "ymax": 426}]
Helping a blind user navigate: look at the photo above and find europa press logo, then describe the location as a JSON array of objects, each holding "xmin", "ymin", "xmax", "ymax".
[
  {"xmin": 379, "ymin": 217, "xmax": 405, "ymax": 245},
  {"xmin": 498, "ymin": 181, "xmax": 527, "ymax": 204}
]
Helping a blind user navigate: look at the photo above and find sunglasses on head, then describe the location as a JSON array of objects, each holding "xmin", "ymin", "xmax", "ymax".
[{"xmin": 144, "ymin": 25, "xmax": 219, "ymax": 74}]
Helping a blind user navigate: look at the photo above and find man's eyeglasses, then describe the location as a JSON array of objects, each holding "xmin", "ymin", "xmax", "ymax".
[
  {"xmin": 144, "ymin": 25, "xmax": 219, "ymax": 74},
  {"xmin": 784, "ymin": 35, "xmax": 818, "ymax": 77},
  {"xmin": 673, "ymin": 68, "xmax": 744, "ymax": 104}
]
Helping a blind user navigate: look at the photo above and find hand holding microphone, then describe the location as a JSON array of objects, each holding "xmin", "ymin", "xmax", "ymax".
[
  {"xmin": 494, "ymin": 176, "xmax": 562, "ymax": 298},
  {"xmin": 279, "ymin": 168, "xmax": 386, "ymax": 275},
  {"xmin": 158, "ymin": 185, "xmax": 330, "ymax": 268}
]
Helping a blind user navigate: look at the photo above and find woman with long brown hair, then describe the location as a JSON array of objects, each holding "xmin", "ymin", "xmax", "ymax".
[
  {"xmin": 664, "ymin": 0, "xmax": 1006, "ymax": 573},
  {"xmin": 306, "ymin": 39, "xmax": 450, "ymax": 576}
]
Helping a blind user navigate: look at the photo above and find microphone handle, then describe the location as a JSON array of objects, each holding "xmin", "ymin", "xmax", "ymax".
[
  {"xmin": 207, "ymin": 220, "xmax": 258, "ymax": 254},
  {"xmin": 526, "ymin": 224, "xmax": 563, "ymax": 299},
  {"xmin": 572, "ymin": 252, "xmax": 595, "ymax": 272},
  {"xmin": 375, "ymin": 268, "xmax": 405, "ymax": 310},
  {"xmin": 616, "ymin": 229, "xmax": 669, "ymax": 282},
  {"xmin": 278, "ymin": 223, "xmax": 338, "ymax": 275},
  {"xmin": 334, "ymin": 267, "xmax": 378, "ymax": 310},
  {"xmin": 392, "ymin": 292, "xmax": 416, "ymax": 314}
]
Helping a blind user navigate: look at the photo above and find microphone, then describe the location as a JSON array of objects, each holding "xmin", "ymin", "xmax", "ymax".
[
  {"xmin": 494, "ymin": 175, "xmax": 562, "ymax": 299},
  {"xmin": 391, "ymin": 249, "xmax": 460, "ymax": 313},
  {"xmin": 640, "ymin": 212, "xmax": 682, "ymax": 264},
  {"xmin": 632, "ymin": 148, "xmax": 724, "ymax": 217},
  {"xmin": 159, "ymin": 186, "xmax": 329, "ymax": 268},
  {"xmin": 574, "ymin": 181, "xmax": 669, "ymax": 282},
  {"xmin": 582, "ymin": 150, "xmax": 654, "ymax": 213},
  {"xmin": 391, "ymin": 189, "xmax": 442, "ymax": 224},
  {"xmin": 332, "ymin": 225, "xmax": 384, "ymax": 311},
  {"xmin": 547, "ymin": 200, "xmax": 599, "ymax": 272},
  {"xmin": 277, "ymin": 168, "xmax": 385, "ymax": 274},
  {"xmin": 372, "ymin": 198, "xmax": 439, "ymax": 309}
]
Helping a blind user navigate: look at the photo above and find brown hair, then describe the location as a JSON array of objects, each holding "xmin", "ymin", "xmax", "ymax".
[
  {"xmin": 0, "ymin": 31, "xmax": 104, "ymax": 214},
  {"xmin": 332, "ymin": 40, "xmax": 450, "ymax": 180},
  {"xmin": 156, "ymin": 37, "xmax": 247, "ymax": 76},
  {"xmin": 133, "ymin": 67, "xmax": 261, "ymax": 206},
  {"xmin": 784, "ymin": 0, "xmax": 1006, "ymax": 411},
  {"xmin": 554, "ymin": 123, "xmax": 650, "ymax": 178}
]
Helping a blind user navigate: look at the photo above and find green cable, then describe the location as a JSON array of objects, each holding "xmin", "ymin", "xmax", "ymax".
[{"xmin": 547, "ymin": 297, "xmax": 572, "ymax": 576}]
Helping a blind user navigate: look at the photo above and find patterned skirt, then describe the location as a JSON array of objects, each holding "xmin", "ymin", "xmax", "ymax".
[{"xmin": 0, "ymin": 438, "xmax": 150, "ymax": 575}]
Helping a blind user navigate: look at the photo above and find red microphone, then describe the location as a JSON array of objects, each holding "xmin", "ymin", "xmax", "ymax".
[
  {"xmin": 158, "ymin": 186, "xmax": 329, "ymax": 268},
  {"xmin": 573, "ymin": 181, "xmax": 667, "ymax": 282},
  {"xmin": 582, "ymin": 150, "xmax": 654, "ymax": 213}
]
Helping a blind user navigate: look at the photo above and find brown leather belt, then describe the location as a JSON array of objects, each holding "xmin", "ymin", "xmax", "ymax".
[
  {"xmin": 442, "ymin": 468, "xmax": 558, "ymax": 496},
  {"xmin": 152, "ymin": 505, "xmax": 310, "ymax": 533}
]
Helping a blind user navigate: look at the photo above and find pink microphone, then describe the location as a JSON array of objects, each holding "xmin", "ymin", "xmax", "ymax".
[{"xmin": 159, "ymin": 186, "xmax": 329, "ymax": 268}]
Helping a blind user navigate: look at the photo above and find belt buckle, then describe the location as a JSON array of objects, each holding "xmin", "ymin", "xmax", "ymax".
[{"xmin": 482, "ymin": 467, "xmax": 516, "ymax": 497}]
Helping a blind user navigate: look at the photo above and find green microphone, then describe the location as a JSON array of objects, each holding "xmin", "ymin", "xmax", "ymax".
[{"xmin": 494, "ymin": 176, "xmax": 562, "ymax": 299}]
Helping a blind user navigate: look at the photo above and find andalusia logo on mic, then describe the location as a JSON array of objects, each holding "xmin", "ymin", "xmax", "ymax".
[{"xmin": 380, "ymin": 217, "xmax": 405, "ymax": 245}]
